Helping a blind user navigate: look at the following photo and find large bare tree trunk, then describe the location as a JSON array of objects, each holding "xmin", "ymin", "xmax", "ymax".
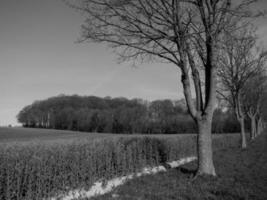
[
  {"xmin": 197, "ymin": 117, "xmax": 216, "ymax": 176},
  {"xmin": 238, "ymin": 117, "xmax": 247, "ymax": 148},
  {"xmin": 181, "ymin": 49, "xmax": 217, "ymax": 176},
  {"xmin": 181, "ymin": 68, "xmax": 217, "ymax": 176}
]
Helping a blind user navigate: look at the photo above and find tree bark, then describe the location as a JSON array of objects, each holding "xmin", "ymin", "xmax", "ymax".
[
  {"xmin": 256, "ymin": 117, "xmax": 262, "ymax": 136},
  {"xmin": 196, "ymin": 117, "xmax": 216, "ymax": 176},
  {"xmin": 235, "ymin": 94, "xmax": 247, "ymax": 149},
  {"xmin": 181, "ymin": 68, "xmax": 217, "ymax": 176},
  {"xmin": 238, "ymin": 117, "xmax": 247, "ymax": 148},
  {"xmin": 249, "ymin": 115, "xmax": 256, "ymax": 140}
]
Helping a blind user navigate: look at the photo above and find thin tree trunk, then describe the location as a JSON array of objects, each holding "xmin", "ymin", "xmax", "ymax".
[
  {"xmin": 47, "ymin": 112, "xmax": 50, "ymax": 128},
  {"xmin": 250, "ymin": 116, "xmax": 256, "ymax": 140},
  {"xmin": 235, "ymin": 95, "xmax": 247, "ymax": 149},
  {"xmin": 256, "ymin": 117, "xmax": 262, "ymax": 136},
  {"xmin": 238, "ymin": 117, "xmax": 247, "ymax": 148},
  {"xmin": 197, "ymin": 117, "xmax": 216, "ymax": 176}
]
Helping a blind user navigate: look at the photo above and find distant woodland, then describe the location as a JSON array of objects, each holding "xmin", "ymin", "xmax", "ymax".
[{"xmin": 17, "ymin": 95, "xmax": 241, "ymax": 134}]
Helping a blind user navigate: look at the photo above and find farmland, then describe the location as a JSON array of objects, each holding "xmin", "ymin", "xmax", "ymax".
[
  {"xmin": 1, "ymin": 0, "xmax": 267, "ymax": 199},
  {"xmin": 93, "ymin": 132, "xmax": 267, "ymax": 200},
  {"xmin": 0, "ymin": 127, "xmax": 241, "ymax": 200},
  {"xmin": 0, "ymin": 127, "xmax": 113, "ymax": 144},
  {"xmin": 0, "ymin": 127, "xmax": 198, "ymax": 145}
]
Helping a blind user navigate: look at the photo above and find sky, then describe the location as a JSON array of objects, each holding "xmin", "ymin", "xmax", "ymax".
[{"xmin": 0, "ymin": 0, "xmax": 267, "ymax": 126}]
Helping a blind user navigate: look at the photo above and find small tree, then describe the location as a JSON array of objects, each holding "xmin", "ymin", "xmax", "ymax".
[
  {"xmin": 68, "ymin": 0, "xmax": 260, "ymax": 176},
  {"xmin": 243, "ymin": 72, "xmax": 267, "ymax": 139},
  {"xmin": 218, "ymin": 26, "xmax": 266, "ymax": 148}
]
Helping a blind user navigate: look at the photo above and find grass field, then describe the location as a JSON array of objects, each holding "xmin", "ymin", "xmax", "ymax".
[
  {"xmin": 0, "ymin": 127, "xmax": 113, "ymax": 144},
  {"xmin": 0, "ymin": 127, "xmax": 235, "ymax": 144},
  {"xmin": 0, "ymin": 127, "xmax": 242, "ymax": 200},
  {"xmin": 92, "ymin": 132, "xmax": 267, "ymax": 200},
  {"xmin": 0, "ymin": 127, "xmax": 199, "ymax": 145}
]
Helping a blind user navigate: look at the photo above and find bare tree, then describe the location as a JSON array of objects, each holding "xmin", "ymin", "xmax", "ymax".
[
  {"xmin": 218, "ymin": 26, "xmax": 266, "ymax": 148},
  {"xmin": 68, "ymin": 0, "xmax": 260, "ymax": 176}
]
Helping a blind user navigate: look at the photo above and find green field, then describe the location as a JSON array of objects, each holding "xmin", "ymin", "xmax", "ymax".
[
  {"xmin": 0, "ymin": 127, "xmax": 233, "ymax": 144},
  {"xmin": 0, "ymin": 127, "xmax": 114, "ymax": 144},
  {"xmin": 0, "ymin": 127, "xmax": 194, "ymax": 144},
  {"xmin": 0, "ymin": 127, "xmax": 240, "ymax": 200},
  {"xmin": 93, "ymin": 132, "xmax": 267, "ymax": 200}
]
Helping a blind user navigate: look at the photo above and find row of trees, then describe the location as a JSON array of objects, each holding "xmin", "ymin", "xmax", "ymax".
[
  {"xmin": 17, "ymin": 95, "xmax": 240, "ymax": 134},
  {"xmin": 65, "ymin": 0, "xmax": 267, "ymax": 176},
  {"xmin": 218, "ymin": 26, "xmax": 267, "ymax": 148}
]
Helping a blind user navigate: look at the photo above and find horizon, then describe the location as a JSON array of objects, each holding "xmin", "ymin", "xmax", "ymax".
[{"xmin": 1, "ymin": 0, "xmax": 267, "ymax": 126}]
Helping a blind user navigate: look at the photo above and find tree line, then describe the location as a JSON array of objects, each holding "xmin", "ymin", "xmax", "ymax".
[{"xmin": 17, "ymin": 95, "xmax": 240, "ymax": 134}]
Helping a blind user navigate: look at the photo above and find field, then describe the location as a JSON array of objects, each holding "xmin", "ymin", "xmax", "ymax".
[
  {"xmin": 0, "ymin": 127, "xmax": 114, "ymax": 144},
  {"xmin": 0, "ymin": 127, "xmax": 241, "ymax": 200},
  {"xmin": 0, "ymin": 127, "xmax": 199, "ymax": 145},
  {"xmin": 93, "ymin": 132, "xmax": 267, "ymax": 200}
]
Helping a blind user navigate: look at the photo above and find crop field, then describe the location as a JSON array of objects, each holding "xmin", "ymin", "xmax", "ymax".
[
  {"xmin": 0, "ymin": 127, "xmax": 198, "ymax": 145},
  {"xmin": 0, "ymin": 127, "xmax": 115, "ymax": 145},
  {"xmin": 0, "ymin": 127, "xmax": 240, "ymax": 200}
]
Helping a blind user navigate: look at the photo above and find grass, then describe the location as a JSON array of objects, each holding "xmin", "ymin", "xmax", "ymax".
[
  {"xmin": 0, "ymin": 127, "xmax": 113, "ymax": 144},
  {"xmin": 0, "ymin": 127, "xmax": 199, "ymax": 146},
  {"xmin": 0, "ymin": 127, "xmax": 241, "ymax": 200},
  {"xmin": 0, "ymin": 127, "xmax": 237, "ymax": 141},
  {"xmin": 91, "ymin": 132, "xmax": 267, "ymax": 200}
]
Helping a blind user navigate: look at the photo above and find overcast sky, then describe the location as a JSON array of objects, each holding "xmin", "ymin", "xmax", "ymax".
[{"xmin": 0, "ymin": 0, "xmax": 267, "ymax": 126}]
